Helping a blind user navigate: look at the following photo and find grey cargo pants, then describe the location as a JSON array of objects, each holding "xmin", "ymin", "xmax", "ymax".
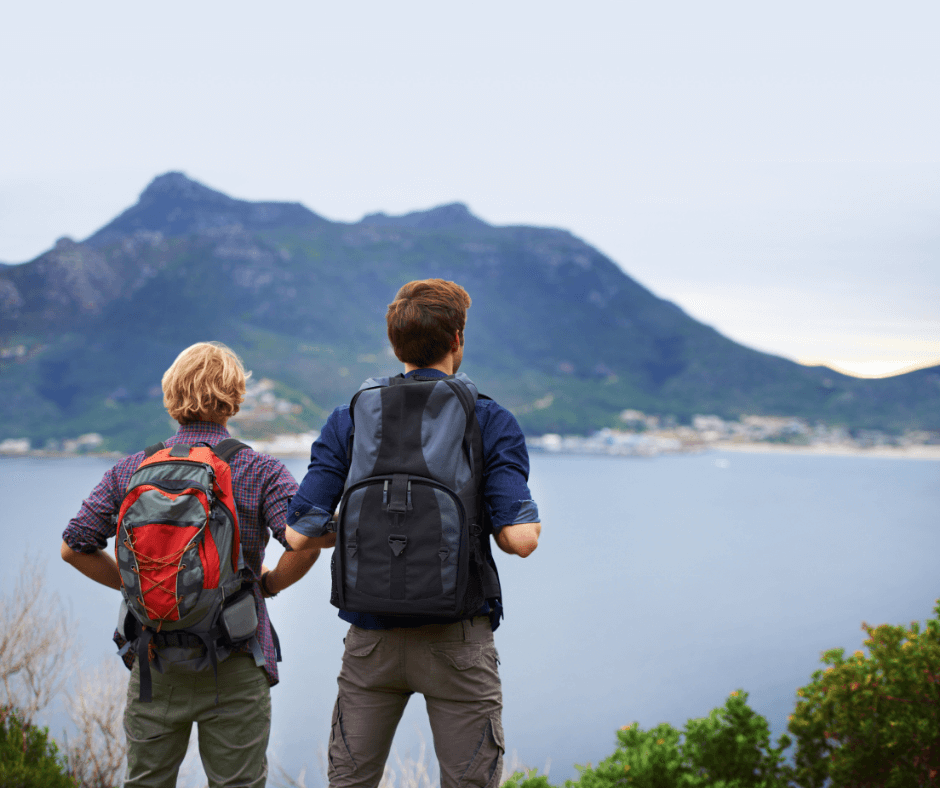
[{"xmin": 328, "ymin": 616, "xmax": 504, "ymax": 788}]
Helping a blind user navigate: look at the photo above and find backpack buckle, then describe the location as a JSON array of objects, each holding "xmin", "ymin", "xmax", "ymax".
[
  {"xmin": 388, "ymin": 535, "xmax": 408, "ymax": 556},
  {"xmin": 387, "ymin": 474, "xmax": 410, "ymax": 514}
]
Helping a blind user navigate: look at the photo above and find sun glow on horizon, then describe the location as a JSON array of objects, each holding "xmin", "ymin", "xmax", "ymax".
[{"xmin": 796, "ymin": 357, "xmax": 940, "ymax": 379}]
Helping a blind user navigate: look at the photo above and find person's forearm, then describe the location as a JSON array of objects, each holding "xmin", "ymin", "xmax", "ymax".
[
  {"xmin": 263, "ymin": 546, "xmax": 321, "ymax": 595},
  {"xmin": 286, "ymin": 525, "xmax": 337, "ymax": 551},
  {"xmin": 60, "ymin": 541, "xmax": 122, "ymax": 590}
]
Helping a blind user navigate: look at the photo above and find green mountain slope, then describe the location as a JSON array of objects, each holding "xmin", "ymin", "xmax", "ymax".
[{"xmin": 1, "ymin": 173, "xmax": 937, "ymax": 453}]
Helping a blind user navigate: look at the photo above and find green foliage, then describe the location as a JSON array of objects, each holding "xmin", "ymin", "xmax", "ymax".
[
  {"xmin": 503, "ymin": 691, "xmax": 794, "ymax": 788},
  {"xmin": 0, "ymin": 705, "xmax": 76, "ymax": 788},
  {"xmin": 681, "ymin": 691, "xmax": 793, "ymax": 785},
  {"xmin": 788, "ymin": 599, "xmax": 940, "ymax": 787}
]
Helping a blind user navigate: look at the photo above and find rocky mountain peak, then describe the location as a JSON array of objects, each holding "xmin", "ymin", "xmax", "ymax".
[
  {"xmin": 361, "ymin": 202, "xmax": 489, "ymax": 230},
  {"xmin": 138, "ymin": 172, "xmax": 236, "ymax": 207},
  {"xmin": 86, "ymin": 172, "xmax": 324, "ymax": 247}
]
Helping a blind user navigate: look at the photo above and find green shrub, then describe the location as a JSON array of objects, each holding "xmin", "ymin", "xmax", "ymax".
[
  {"xmin": 503, "ymin": 690, "xmax": 794, "ymax": 788},
  {"xmin": 788, "ymin": 599, "xmax": 940, "ymax": 787},
  {"xmin": 0, "ymin": 705, "xmax": 76, "ymax": 788}
]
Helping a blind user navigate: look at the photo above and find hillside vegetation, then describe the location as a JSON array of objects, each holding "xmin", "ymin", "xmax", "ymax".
[{"xmin": 1, "ymin": 172, "xmax": 937, "ymax": 453}]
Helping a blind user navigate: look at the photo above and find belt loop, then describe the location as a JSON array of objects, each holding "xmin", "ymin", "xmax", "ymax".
[{"xmin": 462, "ymin": 618, "xmax": 472, "ymax": 642}]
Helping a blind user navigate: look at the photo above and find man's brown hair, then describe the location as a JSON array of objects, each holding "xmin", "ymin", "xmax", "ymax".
[
  {"xmin": 386, "ymin": 279, "xmax": 471, "ymax": 367},
  {"xmin": 162, "ymin": 341, "xmax": 249, "ymax": 424}
]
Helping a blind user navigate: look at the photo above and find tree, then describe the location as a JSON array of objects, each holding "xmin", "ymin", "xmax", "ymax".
[
  {"xmin": 0, "ymin": 704, "xmax": 76, "ymax": 788},
  {"xmin": 503, "ymin": 690, "xmax": 794, "ymax": 788},
  {"xmin": 0, "ymin": 556, "xmax": 127, "ymax": 787},
  {"xmin": 788, "ymin": 599, "xmax": 940, "ymax": 787},
  {"xmin": 0, "ymin": 554, "xmax": 74, "ymax": 723},
  {"xmin": 64, "ymin": 659, "xmax": 128, "ymax": 788}
]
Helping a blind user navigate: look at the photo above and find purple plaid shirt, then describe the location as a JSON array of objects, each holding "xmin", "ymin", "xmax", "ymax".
[{"xmin": 62, "ymin": 421, "xmax": 298, "ymax": 685}]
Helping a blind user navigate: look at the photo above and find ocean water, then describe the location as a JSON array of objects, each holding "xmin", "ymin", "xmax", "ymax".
[{"xmin": 1, "ymin": 450, "xmax": 938, "ymax": 783}]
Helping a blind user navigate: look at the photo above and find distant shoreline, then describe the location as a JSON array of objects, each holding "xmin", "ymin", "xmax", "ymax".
[
  {"xmin": 3, "ymin": 441, "xmax": 940, "ymax": 462},
  {"xmin": 710, "ymin": 441, "xmax": 940, "ymax": 461}
]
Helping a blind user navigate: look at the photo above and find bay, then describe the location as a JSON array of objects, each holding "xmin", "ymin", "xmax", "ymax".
[{"xmin": 1, "ymin": 451, "xmax": 937, "ymax": 784}]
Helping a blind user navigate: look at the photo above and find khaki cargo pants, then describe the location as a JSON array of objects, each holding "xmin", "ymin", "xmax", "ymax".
[
  {"xmin": 123, "ymin": 653, "xmax": 272, "ymax": 788},
  {"xmin": 329, "ymin": 616, "xmax": 504, "ymax": 788}
]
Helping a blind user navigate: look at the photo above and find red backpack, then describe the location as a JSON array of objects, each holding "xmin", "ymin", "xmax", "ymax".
[{"xmin": 114, "ymin": 439, "xmax": 264, "ymax": 702}]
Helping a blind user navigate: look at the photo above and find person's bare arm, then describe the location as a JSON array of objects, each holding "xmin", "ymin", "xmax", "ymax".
[
  {"xmin": 261, "ymin": 544, "xmax": 322, "ymax": 597},
  {"xmin": 60, "ymin": 540, "xmax": 122, "ymax": 590},
  {"xmin": 494, "ymin": 522, "xmax": 541, "ymax": 558}
]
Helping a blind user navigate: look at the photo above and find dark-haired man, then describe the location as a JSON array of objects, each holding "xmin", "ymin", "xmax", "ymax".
[{"xmin": 287, "ymin": 278, "xmax": 542, "ymax": 788}]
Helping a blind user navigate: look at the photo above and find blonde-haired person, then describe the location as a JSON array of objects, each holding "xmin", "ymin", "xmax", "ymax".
[
  {"xmin": 61, "ymin": 341, "xmax": 322, "ymax": 788},
  {"xmin": 162, "ymin": 341, "xmax": 249, "ymax": 424}
]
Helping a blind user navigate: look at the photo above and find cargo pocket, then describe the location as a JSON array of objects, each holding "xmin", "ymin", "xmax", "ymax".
[
  {"xmin": 344, "ymin": 627, "xmax": 382, "ymax": 658},
  {"xmin": 429, "ymin": 641, "xmax": 501, "ymax": 699},
  {"xmin": 328, "ymin": 698, "xmax": 357, "ymax": 773},
  {"xmin": 340, "ymin": 628, "xmax": 383, "ymax": 686},
  {"xmin": 429, "ymin": 642, "xmax": 483, "ymax": 670},
  {"xmin": 123, "ymin": 671, "xmax": 173, "ymax": 742},
  {"xmin": 458, "ymin": 715, "xmax": 505, "ymax": 788}
]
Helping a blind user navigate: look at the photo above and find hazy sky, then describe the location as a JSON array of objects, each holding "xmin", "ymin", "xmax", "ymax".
[{"xmin": 2, "ymin": 1, "xmax": 938, "ymax": 376}]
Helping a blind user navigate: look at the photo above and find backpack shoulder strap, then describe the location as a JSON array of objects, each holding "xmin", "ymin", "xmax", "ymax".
[
  {"xmin": 349, "ymin": 377, "xmax": 393, "ymax": 420},
  {"xmin": 347, "ymin": 377, "xmax": 394, "ymax": 460},
  {"xmin": 143, "ymin": 442, "xmax": 166, "ymax": 457},
  {"xmin": 212, "ymin": 438, "xmax": 250, "ymax": 464},
  {"xmin": 444, "ymin": 376, "xmax": 476, "ymax": 421}
]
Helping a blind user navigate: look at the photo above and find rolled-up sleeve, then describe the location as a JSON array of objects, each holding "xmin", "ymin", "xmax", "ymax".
[
  {"xmin": 258, "ymin": 456, "xmax": 300, "ymax": 549},
  {"xmin": 62, "ymin": 459, "xmax": 135, "ymax": 553},
  {"xmin": 288, "ymin": 406, "xmax": 352, "ymax": 537},
  {"xmin": 477, "ymin": 402, "xmax": 541, "ymax": 531}
]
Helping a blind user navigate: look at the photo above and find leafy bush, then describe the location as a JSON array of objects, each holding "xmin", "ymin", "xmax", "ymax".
[
  {"xmin": 788, "ymin": 599, "xmax": 940, "ymax": 787},
  {"xmin": 503, "ymin": 690, "xmax": 794, "ymax": 788},
  {"xmin": 0, "ymin": 704, "xmax": 76, "ymax": 788}
]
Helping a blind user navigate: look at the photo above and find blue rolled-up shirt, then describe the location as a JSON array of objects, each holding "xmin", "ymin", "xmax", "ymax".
[{"xmin": 288, "ymin": 369, "xmax": 540, "ymax": 630}]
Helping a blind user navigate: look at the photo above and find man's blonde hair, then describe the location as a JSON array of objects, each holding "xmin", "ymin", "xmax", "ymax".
[{"xmin": 162, "ymin": 342, "xmax": 250, "ymax": 424}]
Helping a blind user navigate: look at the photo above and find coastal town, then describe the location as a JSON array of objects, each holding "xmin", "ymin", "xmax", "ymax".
[
  {"xmin": 526, "ymin": 409, "xmax": 940, "ymax": 459},
  {"xmin": 3, "ymin": 402, "xmax": 938, "ymax": 459}
]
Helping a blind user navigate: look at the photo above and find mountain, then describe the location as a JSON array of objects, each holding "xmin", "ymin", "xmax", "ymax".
[
  {"xmin": 86, "ymin": 172, "xmax": 326, "ymax": 247},
  {"xmin": 1, "ymin": 172, "xmax": 937, "ymax": 453},
  {"xmin": 361, "ymin": 203, "xmax": 490, "ymax": 230}
]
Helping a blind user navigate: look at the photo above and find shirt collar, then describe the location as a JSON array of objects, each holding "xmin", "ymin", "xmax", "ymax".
[
  {"xmin": 174, "ymin": 421, "xmax": 231, "ymax": 442},
  {"xmin": 404, "ymin": 368, "xmax": 449, "ymax": 379}
]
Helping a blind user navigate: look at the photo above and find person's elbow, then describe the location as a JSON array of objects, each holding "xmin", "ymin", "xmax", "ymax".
[
  {"xmin": 495, "ymin": 522, "xmax": 541, "ymax": 558},
  {"xmin": 60, "ymin": 540, "xmax": 79, "ymax": 565},
  {"xmin": 515, "ymin": 522, "xmax": 541, "ymax": 557}
]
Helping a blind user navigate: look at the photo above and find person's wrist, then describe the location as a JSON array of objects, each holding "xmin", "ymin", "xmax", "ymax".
[{"xmin": 261, "ymin": 570, "xmax": 279, "ymax": 597}]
